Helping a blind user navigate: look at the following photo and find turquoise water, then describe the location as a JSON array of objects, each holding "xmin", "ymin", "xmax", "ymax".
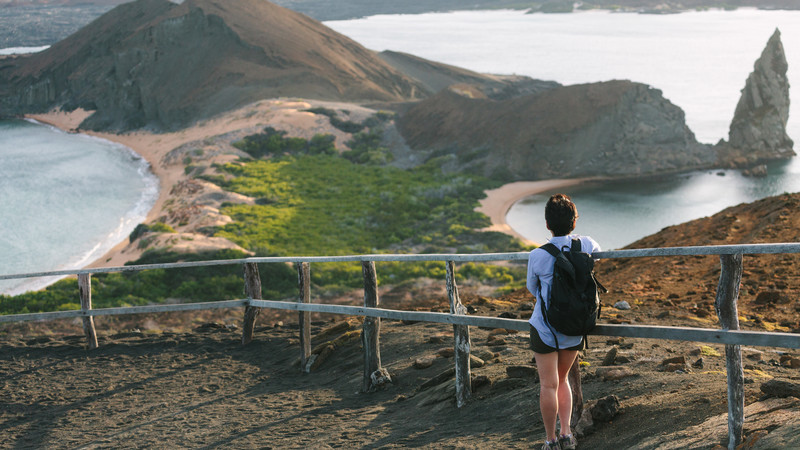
[
  {"xmin": 506, "ymin": 158, "xmax": 800, "ymax": 250},
  {"xmin": 326, "ymin": 8, "xmax": 800, "ymax": 248},
  {"xmin": 0, "ymin": 119, "xmax": 158, "ymax": 294}
]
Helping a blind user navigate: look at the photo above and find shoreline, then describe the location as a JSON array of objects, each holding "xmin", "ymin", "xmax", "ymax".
[
  {"xmin": 475, "ymin": 179, "xmax": 587, "ymax": 246},
  {"xmin": 27, "ymin": 109, "xmax": 185, "ymax": 269}
]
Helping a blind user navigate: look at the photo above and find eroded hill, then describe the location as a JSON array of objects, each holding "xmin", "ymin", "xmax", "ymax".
[{"xmin": 0, "ymin": 0, "xmax": 430, "ymax": 130}]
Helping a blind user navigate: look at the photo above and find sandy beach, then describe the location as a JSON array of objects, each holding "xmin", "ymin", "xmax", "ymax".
[{"xmin": 475, "ymin": 179, "xmax": 586, "ymax": 246}]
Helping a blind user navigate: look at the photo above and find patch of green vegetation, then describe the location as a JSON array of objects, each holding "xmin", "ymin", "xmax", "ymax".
[
  {"xmin": 214, "ymin": 155, "xmax": 497, "ymax": 253},
  {"xmin": 304, "ymin": 107, "xmax": 365, "ymax": 133},
  {"xmin": 0, "ymin": 250, "xmax": 298, "ymax": 315},
  {"xmin": 129, "ymin": 222, "xmax": 176, "ymax": 243},
  {"xmin": 232, "ymin": 127, "xmax": 336, "ymax": 159},
  {"xmin": 342, "ymin": 129, "xmax": 393, "ymax": 165},
  {"xmin": 209, "ymin": 154, "xmax": 526, "ymax": 290},
  {"xmin": 699, "ymin": 345, "xmax": 721, "ymax": 357}
]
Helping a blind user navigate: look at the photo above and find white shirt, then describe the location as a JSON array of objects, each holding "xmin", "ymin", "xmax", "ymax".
[{"xmin": 526, "ymin": 234, "xmax": 601, "ymax": 349}]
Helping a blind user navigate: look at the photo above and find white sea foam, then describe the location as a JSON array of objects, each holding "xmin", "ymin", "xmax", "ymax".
[
  {"xmin": 0, "ymin": 119, "xmax": 158, "ymax": 295},
  {"xmin": 0, "ymin": 46, "xmax": 50, "ymax": 55}
]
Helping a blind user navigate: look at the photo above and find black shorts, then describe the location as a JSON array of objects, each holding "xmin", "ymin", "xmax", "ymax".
[{"xmin": 529, "ymin": 325, "xmax": 585, "ymax": 354}]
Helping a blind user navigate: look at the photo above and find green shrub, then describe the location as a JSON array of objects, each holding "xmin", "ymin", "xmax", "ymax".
[
  {"xmin": 232, "ymin": 127, "xmax": 336, "ymax": 159},
  {"xmin": 343, "ymin": 129, "xmax": 393, "ymax": 165},
  {"xmin": 304, "ymin": 107, "xmax": 365, "ymax": 133},
  {"xmin": 149, "ymin": 222, "xmax": 176, "ymax": 233}
]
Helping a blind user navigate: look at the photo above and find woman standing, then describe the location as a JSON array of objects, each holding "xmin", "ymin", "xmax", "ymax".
[{"xmin": 527, "ymin": 194, "xmax": 600, "ymax": 450}]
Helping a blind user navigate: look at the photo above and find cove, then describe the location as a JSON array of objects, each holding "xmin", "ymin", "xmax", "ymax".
[{"xmin": 506, "ymin": 157, "xmax": 800, "ymax": 250}]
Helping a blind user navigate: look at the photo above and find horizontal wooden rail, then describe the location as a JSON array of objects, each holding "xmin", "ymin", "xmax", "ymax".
[
  {"xmin": 0, "ymin": 300, "xmax": 248, "ymax": 323},
  {"xmin": 248, "ymin": 300, "xmax": 800, "ymax": 349},
  {"xmin": 4, "ymin": 298, "xmax": 796, "ymax": 349}
]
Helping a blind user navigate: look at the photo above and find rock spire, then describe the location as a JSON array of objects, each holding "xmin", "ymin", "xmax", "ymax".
[{"xmin": 726, "ymin": 28, "xmax": 795, "ymax": 162}]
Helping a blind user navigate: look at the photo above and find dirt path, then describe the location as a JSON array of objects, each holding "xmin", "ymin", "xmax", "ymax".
[{"xmin": 2, "ymin": 296, "xmax": 798, "ymax": 449}]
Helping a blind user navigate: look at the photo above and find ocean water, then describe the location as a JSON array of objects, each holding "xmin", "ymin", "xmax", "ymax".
[
  {"xmin": 505, "ymin": 158, "xmax": 800, "ymax": 250},
  {"xmin": 0, "ymin": 119, "xmax": 158, "ymax": 294},
  {"xmin": 326, "ymin": 9, "xmax": 800, "ymax": 249}
]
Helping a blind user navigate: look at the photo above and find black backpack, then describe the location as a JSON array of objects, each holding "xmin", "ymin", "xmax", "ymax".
[{"xmin": 538, "ymin": 239, "xmax": 606, "ymax": 347}]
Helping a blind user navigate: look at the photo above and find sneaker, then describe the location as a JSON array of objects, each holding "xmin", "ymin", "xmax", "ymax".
[
  {"xmin": 558, "ymin": 434, "xmax": 577, "ymax": 450},
  {"xmin": 541, "ymin": 440, "xmax": 560, "ymax": 450}
]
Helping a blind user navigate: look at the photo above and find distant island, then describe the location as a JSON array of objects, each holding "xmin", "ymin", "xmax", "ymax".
[{"xmin": 2, "ymin": 0, "xmax": 799, "ymax": 47}]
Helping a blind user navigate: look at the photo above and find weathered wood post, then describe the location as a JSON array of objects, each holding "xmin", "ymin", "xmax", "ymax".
[
  {"xmin": 78, "ymin": 273, "xmax": 98, "ymax": 349},
  {"xmin": 715, "ymin": 253, "xmax": 744, "ymax": 450},
  {"xmin": 241, "ymin": 262, "xmax": 262, "ymax": 345},
  {"xmin": 361, "ymin": 260, "xmax": 386, "ymax": 392},
  {"xmin": 297, "ymin": 262, "xmax": 312, "ymax": 372},
  {"xmin": 568, "ymin": 358, "xmax": 583, "ymax": 431},
  {"xmin": 446, "ymin": 261, "xmax": 471, "ymax": 408}
]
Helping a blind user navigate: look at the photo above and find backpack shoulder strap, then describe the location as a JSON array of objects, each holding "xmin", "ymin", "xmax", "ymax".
[
  {"xmin": 570, "ymin": 238, "xmax": 582, "ymax": 253},
  {"xmin": 540, "ymin": 243, "xmax": 559, "ymax": 257}
]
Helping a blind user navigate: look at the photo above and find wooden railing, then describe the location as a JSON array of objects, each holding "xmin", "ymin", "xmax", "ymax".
[{"xmin": 2, "ymin": 243, "xmax": 800, "ymax": 449}]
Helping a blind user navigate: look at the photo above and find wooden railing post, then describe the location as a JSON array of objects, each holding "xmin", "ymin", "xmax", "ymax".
[
  {"xmin": 361, "ymin": 261, "xmax": 385, "ymax": 392},
  {"xmin": 568, "ymin": 357, "xmax": 583, "ymax": 431},
  {"xmin": 297, "ymin": 262, "xmax": 312, "ymax": 372},
  {"xmin": 715, "ymin": 253, "xmax": 744, "ymax": 450},
  {"xmin": 78, "ymin": 273, "xmax": 98, "ymax": 349},
  {"xmin": 446, "ymin": 261, "xmax": 471, "ymax": 408},
  {"xmin": 241, "ymin": 262, "xmax": 262, "ymax": 345}
]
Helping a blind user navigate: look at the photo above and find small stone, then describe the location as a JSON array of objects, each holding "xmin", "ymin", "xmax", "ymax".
[
  {"xmin": 466, "ymin": 305, "xmax": 478, "ymax": 314},
  {"xmin": 488, "ymin": 329, "xmax": 509, "ymax": 337},
  {"xmin": 520, "ymin": 302, "xmax": 534, "ymax": 311},
  {"xmin": 590, "ymin": 395, "xmax": 621, "ymax": 423},
  {"xmin": 471, "ymin": 375, "xmax": 491, "ymax": 390},
  {"xmin": 370, "ymin": 368, "xmax": 392, "ymax": 388},
  {"xmin": 661, "ymin": 355, "xmax": 686, "ymax": 366},
  {"xmin": 615, "ymin": 352, "xmax": 637, "ymax": 364},
  {"xmin": 437, "ymin": 348, "xmax": 454, "ymax": 358},
  {"xmin": 754, "ymin": 291, "xmax": 789, "ymax": 305},
  {"xmin": 470, "ymin": 354, "xmax": 485, "ymax": 368},
  {"xmin": 692, "ymin": 357, "xmax": 705, "ymax": 369},
  {"xmin": 595, "ymin": 366, "xmax": 635, "ymax": 381},
  {"xmin": 745, "ymin": 351, "xmax": 764, "ymax": 361},
  {"xmin": 498, "ymin": 311, "xmax": 517, "ymax": 319},
  {"xmin": 662, "ymin": 363, "xmax": 688, "ymax": 372},
  {"xmin": 413, "ymin": 356, "xmax": 436, "ymax": 369},
  {"xmin": 602, "ymin": 347, "xmax": 618, "ymax": 366},
  {"xmin": 760, "ymin": 378, "xmax": 800, "ymax": 399},
  {"xmin": 782, "ymin": 358, "xmax": 800, "ymax": 369},
  {"xmin": 428, "ymin": 335, "xmax": 447, "ymax": 344},
  {"xmin": 487, "ymin": 336, "xmax": 507, "ymax": 346},
  {"xmin": 506, "ymin": 365, "xmax": 538, "ymax": 379},
  {"xmin": 613, "ymin": 301, "xmax": 631, "ymax": 310},
  {"xmin": 475, "ymin": 350, "xmax": 496, "ymax": 361}
]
